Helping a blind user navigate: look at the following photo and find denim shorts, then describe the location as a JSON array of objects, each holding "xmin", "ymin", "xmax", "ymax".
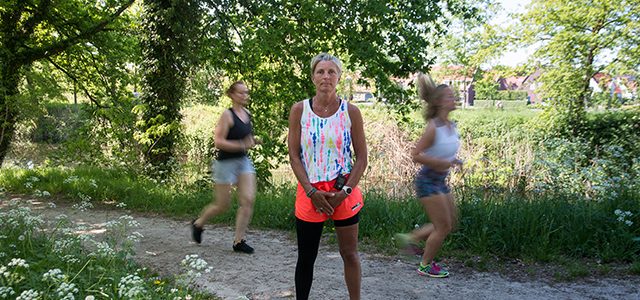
[
  {"xmin": 414, "ymin": 167, "xmax": 450, "ymax": 198},
  {"xmin": 212, "ymin": 156, "xmax": 255, "ymax": 184}
]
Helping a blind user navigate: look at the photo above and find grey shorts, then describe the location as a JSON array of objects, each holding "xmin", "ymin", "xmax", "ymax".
[{"xmin": 212, "ymin": 156, "xmax": 255, "ymax": 184}]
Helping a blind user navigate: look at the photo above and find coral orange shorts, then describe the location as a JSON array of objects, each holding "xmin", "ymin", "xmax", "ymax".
[{"xmin": 295, "ymin": 177, "xmax": 364, "ymax": 223}]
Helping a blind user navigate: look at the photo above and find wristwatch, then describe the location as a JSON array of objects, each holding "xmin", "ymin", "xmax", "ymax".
[{"xmin": 342, "ymin": 185, "xmax": 353, "ymax": 196}]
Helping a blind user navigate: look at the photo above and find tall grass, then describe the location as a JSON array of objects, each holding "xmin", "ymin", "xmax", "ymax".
[{"xmin": 2, "ymin": 166, "xmax": 638, "ymax": 263}]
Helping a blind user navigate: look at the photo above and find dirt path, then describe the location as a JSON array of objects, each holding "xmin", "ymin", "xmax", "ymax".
[{"xmin": 29, "ymin": 200, "xmax": 640, "ymax": 300}]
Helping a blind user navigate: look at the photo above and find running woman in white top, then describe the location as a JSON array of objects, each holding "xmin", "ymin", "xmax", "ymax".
[{"xmin": 396, "ymin": 73, "xmax": 462, "ymax": 278}]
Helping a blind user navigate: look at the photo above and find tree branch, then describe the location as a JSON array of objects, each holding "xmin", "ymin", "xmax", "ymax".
[
  {"xmin": 19, "ymin": 0, "xmax": 134, "ymax": 65},
  {"xmin": 45, "ymin": 57, "xmax": 107, "ymax": 109},
  {"xmin": 20, "ymin": 0, "xmax": 52, "ymax": 39}
]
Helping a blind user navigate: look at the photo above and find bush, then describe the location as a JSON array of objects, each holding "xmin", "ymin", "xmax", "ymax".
[
  {"xmin": 29, "ymin": 103, "xmax": 86, "ymax": 144},
  {"xmin": 472, "ymin": 100, "xmax": 528, "ymax": 109}
]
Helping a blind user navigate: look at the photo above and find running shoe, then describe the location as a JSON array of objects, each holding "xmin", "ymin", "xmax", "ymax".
[
  {"xmin": 191, "ymin": 220, "xmax": 204, "ymax": 244},
  {"xmin": 417, "ymin": 262, "xmax": 449, "ymax": 278},
  {"xmin": 233, "ymin": 239, "xmax": 254, "ymax": 254},
  {"xmin": 395, "ymin": 233, "xmax": 423, "ymax": 256}
]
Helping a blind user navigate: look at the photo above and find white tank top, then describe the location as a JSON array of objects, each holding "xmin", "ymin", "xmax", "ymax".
[
  {"xmin": 423, "ymin": 122, "xmax": 460, "ymax": 162},
  {"xmin": 299, "ymin": 99, "xmax": 353, "ymax": 183}
]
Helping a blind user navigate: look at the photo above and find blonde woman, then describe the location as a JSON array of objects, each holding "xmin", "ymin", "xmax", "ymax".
[
  {"xmin": 397, "ymin": 73, "xmax": 462, "ymax": 278},
  {"xmin": 287, "ymin": 53, "xmax": 368, "ymax": 299},
  {"xmin": 191, "ymin": 81, "xmax": 259, "ymax": 254}
]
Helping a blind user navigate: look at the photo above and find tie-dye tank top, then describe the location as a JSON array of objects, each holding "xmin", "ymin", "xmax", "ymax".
[{"xmin": 300, "ymin": 98, "xmax": 353, "ymax": 183}]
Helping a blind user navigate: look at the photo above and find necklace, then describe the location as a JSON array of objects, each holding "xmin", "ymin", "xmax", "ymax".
[{"xmin": 313, "ymin": 97, "xmax": 337, "ymax": 114}]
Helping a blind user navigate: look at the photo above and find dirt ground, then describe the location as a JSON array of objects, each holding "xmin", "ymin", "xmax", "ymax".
[{"xmin": 23, "ymin": 199, "xmax": 640, "ymax": 300}]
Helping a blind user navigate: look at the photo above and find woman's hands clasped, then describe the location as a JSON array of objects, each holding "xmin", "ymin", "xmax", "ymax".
[
  {"xmin": 311, "ymin": 190, "xmax": 349, "ymax": 215},
  {"xmin": 310, "ymin": 190, "xmax": 335, "ymax": 215}
]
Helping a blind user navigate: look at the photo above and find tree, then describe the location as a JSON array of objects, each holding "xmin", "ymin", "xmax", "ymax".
[
  {"xmin": 199, "ymin": 0, "xmax": 479, "ymax": 180},
  {"xmin": 519, "ymin": 0, "xmax": 640, "ymax": 130},
  {"xmin": 0, "ymin": 0, "xmax": 135, "ymax": 165},
  {"xmin": 135, "ymin": 0, "xmax": 203, "ymax": 174},
  {"xmin": 434, "ymin": 0, "xmax": 506, "ymax": 105}
]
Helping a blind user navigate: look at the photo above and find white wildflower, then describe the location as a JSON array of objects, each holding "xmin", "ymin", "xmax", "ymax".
[
  {"xmin": 92, "ymin": 241, "xmax": 115, "ymax": 257},
  {"xmin": 15, "ymin": 289, "xmax": 40, "ymax": 300},
  {"xmin": 8, "ymin": 258, "xmax": 29, "ymax": 268},
  {"xmin": 42, "ymin": 268, "xmax": 66, "ymax": 282},
  {"xmin": 55, "ymin": 282, "xmax": 78, "ymax": 300},
  {"xmin": 61, "ymin": 255, "xmax": 80, "ymax": 265},
  {"xmin": 127, "ymin": 232, "xmax": 144, "ymax": 243},
  {"xmin": 0, "ymin": 287, "xmax": 16, "ymax": 298},
  {"xmin": 117, "ymin": 274, "xmax": 146, "ymax": 298}
]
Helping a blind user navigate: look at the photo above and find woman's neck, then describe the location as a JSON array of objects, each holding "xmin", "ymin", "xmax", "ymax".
[
  {"xmin": 435, "ymin": 111, "xmax": 450, "ymax": 123},
  {"xmin": 314, "ymin": 92, "xmax": 338, "ymax": 104},
  {"xmin": 231, "ymin": 102, "xmax": 244, "ymax": 111}
]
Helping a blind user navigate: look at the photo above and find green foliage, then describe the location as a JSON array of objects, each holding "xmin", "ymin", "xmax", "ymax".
[
  {"xmin": 0, "ymin": 0, "xmax": 136, "ymax": 165},
  {"xmin": 196, "ymin": 0, "xmax": 480, "ymax": 179},
  {"xmin": 474, "ymin": 76, "xmax": 499, "ymax": 100},
  {"xmin": 517, "ymin": 0, "xmax": 640, "ymax": 129},
  {"xmin": 473, "ymin": 100, "xmax": 528, "ymax": 108},
  {"xmin": 497, "ymin": 90, "xmax": 528, "ymax": 101},
  {"xmin": 533, "ymin": 107, "xmax": 640, "ymax": 155},
  {"xmin": 435, "ymin": 0, "xmax": 507, "ymax": 100},
  {"xmin": 136, "ymin": 0, "xmax": 204, "ymax": 175},
  {"xmin": 27, "ymin": 103, "xmax": 84, "ymax": 144}
]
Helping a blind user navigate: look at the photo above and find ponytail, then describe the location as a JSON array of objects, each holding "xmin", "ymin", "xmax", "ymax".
[{"xmin": 415, "ymin": 73, "xmax": 449, "ymax": 120}]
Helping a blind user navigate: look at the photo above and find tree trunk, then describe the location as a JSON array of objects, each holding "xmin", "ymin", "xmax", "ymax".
[{"xmin": 0, "ymin": 61, "xmax": 21, "ymax": 166}]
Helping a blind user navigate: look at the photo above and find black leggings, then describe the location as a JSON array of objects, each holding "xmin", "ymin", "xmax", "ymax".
[{"xmin": 294, "ymin": 214, "xmax": 359, "ymax": 300}]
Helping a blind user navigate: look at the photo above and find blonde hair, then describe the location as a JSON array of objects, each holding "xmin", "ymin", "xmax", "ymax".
[
  {"xmin": 310, "ymin": 53, "xmax": 343, "ymax": 77},
  {"xmin": 415, "ymin": 73, "xmax": 449, "ymax": 120}
]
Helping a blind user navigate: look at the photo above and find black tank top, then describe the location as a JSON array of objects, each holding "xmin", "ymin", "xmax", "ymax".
[{"xmin": 216, "ymin": 108, "xmax": 253, "ymax": 160}]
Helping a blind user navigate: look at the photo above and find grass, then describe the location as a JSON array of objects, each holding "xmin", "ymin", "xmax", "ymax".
[
  {"xmin": 2, "ymin": 165, "xmax": 638, "ymax": 268},
  {"xmin": 630, "ymin": 261, "xmax": 640, "ymax": 275}
]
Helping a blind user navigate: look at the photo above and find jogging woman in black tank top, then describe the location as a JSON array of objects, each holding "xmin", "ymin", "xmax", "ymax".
[{"xmin": 191, "ymin": 81, "xmax": 260, "ymax": 254}]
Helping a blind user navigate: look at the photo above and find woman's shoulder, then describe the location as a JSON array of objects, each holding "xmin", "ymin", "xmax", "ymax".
[
  {"xmin": 291, "ymin": 100, "xmax": 307, "ymax": 110},
  {"xmin": 289, "ymin": 99, "xmax": 309, "ymax": 117},
  {"xmin": 345, "ymin": 101, "xmax": 362, "ymax": 114}
]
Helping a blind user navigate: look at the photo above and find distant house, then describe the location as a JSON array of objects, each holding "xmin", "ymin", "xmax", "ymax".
[
  {"xmin": 497, "ymin": 76, "xmax": 527, "ymax": 90},
  {"xmin": 494, "ymin": 69, "xmax": 542, "ymax": 103},
  {"xmin": 521, "ymin": 69, "xmax": 542, "ymax": 103}
]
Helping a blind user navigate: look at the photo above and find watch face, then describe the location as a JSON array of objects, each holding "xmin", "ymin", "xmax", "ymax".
[{"xmin": 344, "ymin": 186, "xmax": 352, "ymax": 195}]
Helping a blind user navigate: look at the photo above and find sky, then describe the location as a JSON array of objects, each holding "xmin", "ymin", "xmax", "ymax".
[{"xmin": 491, "ymin": 0, "xmax": 534, "ymax": 67}]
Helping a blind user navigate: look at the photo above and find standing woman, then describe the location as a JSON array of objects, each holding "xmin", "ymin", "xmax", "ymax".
[
  {"xmin": 191, "ymin": 81, "xmax": 259, "ymax": 254},
  {"xmin": 396, "ymin": 73, "xmax": 462, "ymax": 278},
  {"xmin": 287, "ymin": 53, "xmax": 368, "ymax": 300}
]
